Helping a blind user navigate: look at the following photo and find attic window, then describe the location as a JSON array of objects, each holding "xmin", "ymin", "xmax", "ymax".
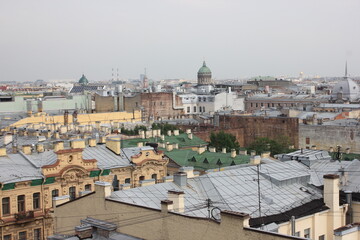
[{"xmin": 146, "ymin": 152, "xmax": 150, "ymax": 157}]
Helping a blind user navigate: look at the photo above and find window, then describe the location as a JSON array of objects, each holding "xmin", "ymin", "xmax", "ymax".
[
  {"xmin": 198, "ymin": 97, "xmax": 201, "ymax": 102},
  {"xmin": 256, "ymin": 103, "xmax": 258, "ymax": 107},
  {"xmin": 85, "ymin": 184, "xmax": 92, "ymax": 191},
  {"xmin": 272, "ymin": 103, "xmax": 275, "ymax": 107},
  {"xmin": 203, "ymin": 106, "xmax": 205, "ymax": 112},
  {"xmin": 267, "ymin": 103, "xmax": 270, "ymax": 107},
  {"xmin": 151, "ymin": 174, "xmax": 157, "ymax": 181},
  {"xmin": 139, "ymin": 176, "xmax": 145, "ymax": 182},
  {"xmin": 18, "ymin": 195, "xmax": 25, "ymax": 212},
  {"xmin": 153, "ymin": 102, "xmax": 156, "ymax": 106},
  {"xmin": 251, "ymin": 103, "xmax": 253, "ymax": 107},
  {"xmin": 160, "ymin": 101, "xmax": 163, "ymax": 106},
  {"xmin": 125, "ymin": 178, "xmax": 131, "ymax": 184},
  {"xmin": 2, "ymin": 197, "xmax": 10, "ymax": 215},
  {"xmin": 19, "ymin": 231, "xmax": 27, "ymax": 240},
  {"xmin": 52, "ymin": 189, "xmax": 59, "ymax": 207},
  {"xmin": 187, "ymin": 106, "xmax": 190, "ymax": 113},
  {"xmin": 318, "ymin": 235, "xmax": 325, "ymax": 240},
  {"xmin": 304, "ymin": 228, "xmax": 311, "ymax": 238},
  {"xmin": 33, "ymin": 192, "xmax": 40, "ymax": 210},
  {"xmin": 69, "ymin": 186, "xmax": 76, "ymax": 201},
  {"xmin": 135, "ymin": 102, "xmax": 138, "ymax": 107},
  {"xmin": 203, "ymin": 97, "xmax": 206, "ymax": 101},
  {"xmin": 199, "ymin": 106, "xmax": 202, "ymax": 113},
  {"xmin": 3, "ymin": 235, "xmax": 11, "ymax": 240},
  {"xmin": 193, "ymin": 106, "xmax": 196, "ymax": 113},
  {"xmin": 306, "ymin": 137, "xmax": 310, "ymax": 145},
  {"xmin": 34, "ymin": 228, "xmax": 41, "ymax": 240},
  {"xmin": 261, "ymin": 103, "xmax": 263, "ymax": 107}
]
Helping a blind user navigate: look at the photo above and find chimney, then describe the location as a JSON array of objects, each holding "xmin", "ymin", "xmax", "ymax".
[
  {"xmin": 250, "ymin": 156, "xmax": 261, "ymax": 165},
  {"xmin": 139, "ymin": 130, "xmax": 145, "ymax": 139},
  {"xmin": 137, "ymin": 142, "xmax": 144, "ymax": 147},
  {"xmin": 140, "ymin": 179, "xmax": 156, "ymax": 187},
  {"xmin": 187, "ymin": 133, "xmax": 193, "ymax": 140},
  {"xmin": 231, "ymin": 149, "xmax": 236, "ymax": 158},
  {"xmin": 22, "ymin": 145, "xmax": 32, "ymax": 155},
  {"xmin": 173, "ymin": 130, "xmax": 179, "ymax": 136},
  {"xmin": 179, "ymin": 167, "xmax": 194, "ymax": 178},
  {"xmin": 161, "ymin": 200, "xmax": 174, "ymax": 214},
  {"xmin": 329, "ymin": 147, "xmax": 334, "ymax": 153},
  {"xmin": 4, "ymin": 134, "xmax": 13, "ymax": 145},
  {"xmin": 99, "ymin": 136, "xmax": 107, "ymax": 144},
  {"xmin": 75, "ymin": 224, "xmax": 92, "ymax": 239},
  {"xmin": 208, "ymin": 146, "xmax": 216, "ymax": 153},
  {"xmin": 94, "ymin": 181, "xmax": 112, "ymax": 198},
  {"xmin": 0, "ymin": 148, "xmax": 7, "ymax": 157},
  {"xmin": 168, "ymin": 190, "xmax": 185, "ymax": 213},
  {"xmin": 323, "ymin": 174, "xmax": 340, "ymax": 211},
  {"xmin": 54, "ymin": 141, "xmax": 64, "ymax": 152},
  {"xmin": 160, "ymin": 135, "xmax": 165, "ymax": 141},
  {"xmin": 71, "ymin": 139, "xmax": 86, "ymax": 149},
  {"xmin": 346, "ymin": 148, "xmax": 350, "ymax": 154},
  {"xmin": 106, "ymin": 138, "xmax": 121, "ymax": 154},
  {"xmin": 167, "ymin": 130, "xmax": 172, "ymax": 136},
  {"xmin": 54, "ymin": 131, "xmax": 60, "ymax": 139},
  {"xmin": 173, "ymin": 143, "xmax": 179, "ymax": 149},
  {"xmin": 250, "ymin": 150, "xmax": 256, "ymax": 156},
  {"xmin": 95, "ymin": 121, "xmax": 101, "ymax": 129},
  {"xmin": 88, "ymin": 138, "xmax": 97, "ymax": 147},
  {"xmin": 36, "ymin": 144, "xmax": 44, "ymax": 153},
  {"xmin": 152, "ymin": 129, "xmax": 157, "ymax": 137},
  {"xmin": 173, "ymin": 172, "xmax": 187, "ymax": 187},
  {"xmin": 222, "ymin": 148, "xmax": 227, "ymax": 153},
  {"xmin": 186, "ymin": 129, "xmax": 191, "ymax": 134},
  {"xmin": 197, "ymin": 146, "xmax": 205, "ymax": 154},
  {"xmin": 261, "ymin": 151, "xmax": 270, "ymax": 158},
  {"xmin": 166, "ymin": 143, "xmax": 173, "ymax": 152}
]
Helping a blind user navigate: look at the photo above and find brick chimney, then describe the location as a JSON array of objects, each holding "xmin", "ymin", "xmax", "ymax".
[
  {"xmin": 95, "ymin": 181, "xmax": 112, "ymax": 198},
  {"xmin": 161, "ymin": 200, "xmax": 174, "ymax": 214},
  {"xmin": 168, "ymin": 190, "xmax": 184, "ymax": 213},
  {"xmin": 323, "ymin": 174, "xmax": 343, "ymax": 232}
]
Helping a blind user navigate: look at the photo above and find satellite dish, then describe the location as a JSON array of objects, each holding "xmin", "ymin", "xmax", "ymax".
[{"xmin": 211, "ymin": 207, "xmax": 221, "ymax": 221}]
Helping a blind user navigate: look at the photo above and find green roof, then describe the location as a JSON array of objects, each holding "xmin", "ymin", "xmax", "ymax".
[
  {"xmin": 165, "ymin": 149, "xmax": 250, "ymax": 171},
  {"xmin": 121, "ymin": 133, "xmax": 208, "ymax": 149},
  {"xmin": 198, "ymin": 61, "xmax": 211, "ymax": 74},
  {"xmin": 78, "ymin": 74, "xmax": 89, "ymax": 85}
]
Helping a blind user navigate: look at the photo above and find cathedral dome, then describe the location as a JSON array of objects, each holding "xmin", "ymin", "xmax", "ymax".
[
  {"xmin": 78, "ymin": 74, "xmax": 89, "ymax": 85},
  {"xmin": 331, "ymin": 76, "xmax": 360, "ymax": 102},
  {"xmin": 197, "ymin": 61, "xmax": 212, "ymax": 85}
]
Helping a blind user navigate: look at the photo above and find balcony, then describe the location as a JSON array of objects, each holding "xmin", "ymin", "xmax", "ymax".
[{"xmin": 14, "ymin": 211, "xmax": 34, "ymax": 222}]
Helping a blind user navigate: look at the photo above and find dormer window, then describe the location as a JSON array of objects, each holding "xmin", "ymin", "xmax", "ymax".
[
  {"xmin": 146, "ymin": 152, "xmax": 150, "ymax": 157},
  {"xmin": 68, "ymin": 155, "xmax": 73, "ymax": 163}
]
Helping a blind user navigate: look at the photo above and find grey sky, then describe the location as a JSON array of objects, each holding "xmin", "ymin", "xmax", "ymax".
[{"xmin": 0, "ymin": 0, "xmax": 359, "ymax": 81}]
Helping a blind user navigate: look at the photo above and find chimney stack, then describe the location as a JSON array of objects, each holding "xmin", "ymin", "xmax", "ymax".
[
  {"xmin": 173, "ymin": 172, "xmax": 187, "ymax": 187},
  {"xmin": 168, "ymin": 190, "xmax": 185, "ymax": 213}
]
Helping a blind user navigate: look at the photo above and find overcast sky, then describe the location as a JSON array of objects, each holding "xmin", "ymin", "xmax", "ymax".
[{"xmin": 0, "ymin": 0, "xmax": 359, "ymax": 82}]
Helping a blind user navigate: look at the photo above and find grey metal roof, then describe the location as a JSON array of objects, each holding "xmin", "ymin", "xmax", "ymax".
[
  {"xmin": 82, "ymin": 145, "xmax": 136, "ymax": 169},
  {"xmin": 0, "ymin": 152, "xmax": 42, "ymax": 184},
  {"xmin": 108, "ymin": 161, "xmax": 322, "ymax": 220}
]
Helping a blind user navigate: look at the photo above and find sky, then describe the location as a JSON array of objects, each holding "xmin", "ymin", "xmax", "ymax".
[{"xmin": 0, "ymin": 0, "xmax": 360, "ymax": 82}]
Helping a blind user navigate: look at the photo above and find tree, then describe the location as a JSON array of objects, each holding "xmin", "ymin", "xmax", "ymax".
[
  {"xmin": 209, "ymin": 131, "xmax": 240, "ymax": 152},
  {"xmin": 247, "ymin": 136, "xmax": 292, "ymax": 156}
]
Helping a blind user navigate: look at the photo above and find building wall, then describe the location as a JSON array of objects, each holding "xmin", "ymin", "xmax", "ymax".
[
  {"xmin": 299, "ymin": 124, "xmax": 360, "ymax": 153},
  {"xmin": 188, "ymin": 115, "xmax": 298, "ymax": 148},
  {"xmin": 94, "ymin": 95, "xmax": 116, "ymax": 113},
  {"xmin": 123, "ymin": 94, "xmax": 141, "ymax": 113},
  {"xmin": 54, "ymin": 184, "xmax": 303, "ymax": 240},
  {"xmin": 140, "ymin": 92, "xmax": 184, "ymax": 120},
  {"xmin": 9, "ymin": 111, "xmax": 142, "ymax": 129}
]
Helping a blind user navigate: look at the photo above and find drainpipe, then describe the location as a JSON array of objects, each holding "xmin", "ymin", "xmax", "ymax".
[
  {"xmin": 290, "ymin": 216, "xmax": 296, "ymax": 236},
  {"xmin": 345, "ymin": 191, "xmax": 353, "ymax": 224}
]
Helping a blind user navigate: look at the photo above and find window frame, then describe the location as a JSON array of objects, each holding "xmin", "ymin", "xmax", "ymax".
[
  {"xmin": 2, "ymin": 197, "xmax": 10, "ymax": 215},
  {"xmin": 17, "ymin": 195, "xmax": 25, "ymax": 212},
  {"xmin": 33, "ymin": 192, "xmax": 41, "ymax": 210}
]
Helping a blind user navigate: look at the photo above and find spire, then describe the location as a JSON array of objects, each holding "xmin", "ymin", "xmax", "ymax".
[
  {"xmin": 203, "ymin": 61, "xmax": 206, "ymax": 67},
  {"xmin": 345, "ymin": 61, "xmax": 348, "ymax": 77}
]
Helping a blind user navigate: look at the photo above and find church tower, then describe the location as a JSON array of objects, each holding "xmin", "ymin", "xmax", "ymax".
[{"xmin": 197, "ymin": 61, "xmax": 212, "ymax": 85}]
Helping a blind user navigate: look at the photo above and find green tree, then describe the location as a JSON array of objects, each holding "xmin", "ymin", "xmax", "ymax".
[
  {"xmin": 209, "ymin": 131, "xmax": 240, "ymax": 152},
  {"xmin": 247, "ymin": 136, "xmax": 292, "ymax": 156}
]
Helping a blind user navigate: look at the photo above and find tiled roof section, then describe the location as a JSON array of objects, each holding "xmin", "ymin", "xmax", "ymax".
[
  {"xmin": 165, "ymin": 149, "xmax": 250, "ymax": 170},
  {"xmin": 121, "ymin": 133, "xmax": 207, "ymax": 149}
]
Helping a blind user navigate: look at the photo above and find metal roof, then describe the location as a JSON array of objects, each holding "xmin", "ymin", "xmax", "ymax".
[{"xmin": 108, "ymin": 161, "xmax": 322, "ymax": 220}]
